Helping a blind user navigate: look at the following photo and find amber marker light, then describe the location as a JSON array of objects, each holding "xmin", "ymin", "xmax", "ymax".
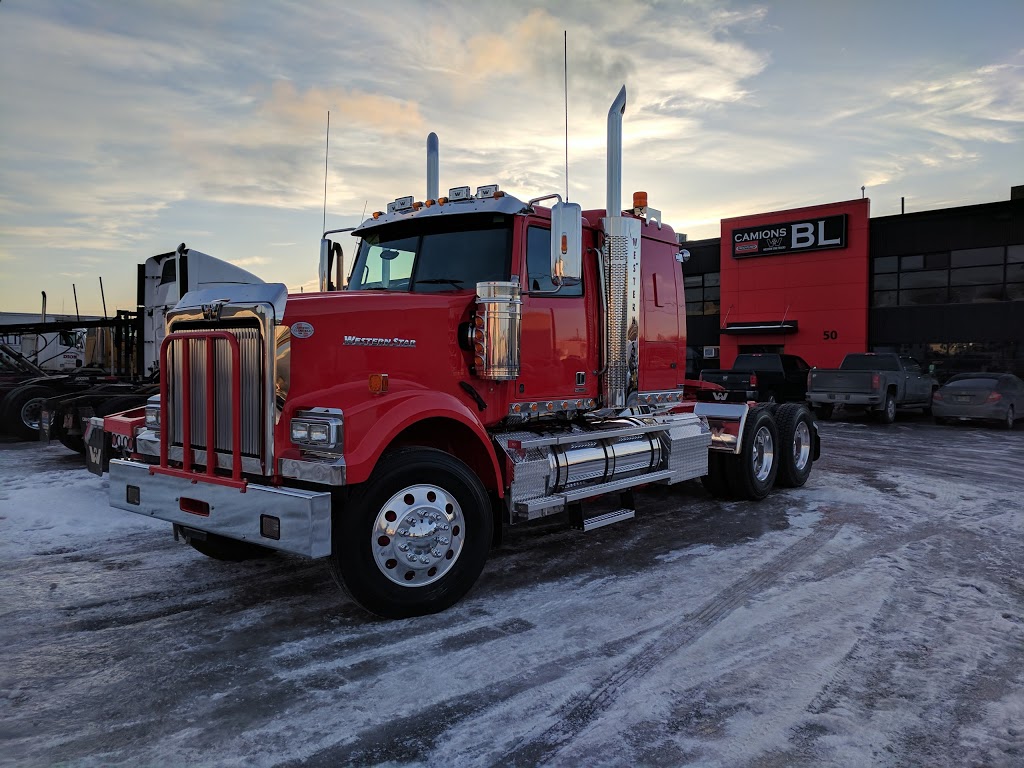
[
  {"xmin": 368, "ymin": 373, "xmax": 389, "ymax": 394},
  {"xmin": 633, "ymin": 191, "xmax": 648, "ymax": 208}
]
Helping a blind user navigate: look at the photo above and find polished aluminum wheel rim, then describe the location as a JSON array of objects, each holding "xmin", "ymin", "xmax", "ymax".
[
  {"xmin": 792, "ymin": 420, "xmax": 811, "ymax": 471},
  {"xmin": 372, "ymin": 483, "xmax": 465, "ymax": 587},
  {"xmin": 752, "ymin": 425, "xmax": 775, "ymax": 482},
  {"xmin": 20, "ymin": 399, "xmax": 44, "ymax": 431}
]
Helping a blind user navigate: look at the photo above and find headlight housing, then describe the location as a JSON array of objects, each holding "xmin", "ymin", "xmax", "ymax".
[
  {"xmin": 145, "ymin": 395, "xmax": 161, "ymax": 429},
  {"xmin": 290, "ymin": 408, "xmax": 343, "ymax": 452}
]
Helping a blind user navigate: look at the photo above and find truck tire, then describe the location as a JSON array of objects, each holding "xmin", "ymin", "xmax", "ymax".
[
  {"xmin": 700, "ymin": 452, "xmax": 732, "ymax": 499},
  {"xmin": 724, "ymin": 407, "xmax": 779, "ymax": 501},
  {"xmin": 1, "ymin": 385, "xmax": 58, "ymax": 440},
  {"xmin": 813, "ymin": 404, "xmax": 833, "ymax": 421},
  {"xmin": 775, "ymin": 403, "xmax": 814, "ymax": 488},
  {"xmin": 877, "ymin": 392, "xmax": 896, "ymax": 424},
  {"xmin": 54, "ymin": 419, "xmax": 85, "ymax": 454},
  {"xmin": 188, "ymin": 532, "xmax": 275, "ymax": 562},
  {"xmin": 330, "ymin": 447, "xmax": 493, "ymax": 619}
]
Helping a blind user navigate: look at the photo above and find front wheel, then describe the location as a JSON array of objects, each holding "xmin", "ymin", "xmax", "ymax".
[{"xmin": 331, "ymin": 447, "xmax": 493, "ymax": 619}]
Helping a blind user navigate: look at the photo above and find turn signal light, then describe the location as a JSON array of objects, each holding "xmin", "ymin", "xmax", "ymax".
[
  {"xmin": 633, "ymin": 191, "xmax": 648, "ymax": 208},
  {"xmin": 369, "ymin": 373, "xmax": 389, "ymax": 394}
]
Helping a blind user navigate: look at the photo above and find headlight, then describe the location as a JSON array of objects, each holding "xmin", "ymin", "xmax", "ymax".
[
  {"xmin": 290, "ymin": 409, "xmax": 343, "ymax": 451},
  {"xmin": 145, "ymin": 396, "xmax": 161, "ymax": 429}
]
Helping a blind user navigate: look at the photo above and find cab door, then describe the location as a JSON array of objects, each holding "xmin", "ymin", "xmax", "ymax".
[{"xmin": 514, "ymin": 217, "xmax": 599, "ymax": 407}]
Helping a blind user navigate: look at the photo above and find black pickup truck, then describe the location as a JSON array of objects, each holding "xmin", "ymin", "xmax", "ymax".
[
  {"xmin": 699, "ymin": 353, "xmax": 812, "ymax": 404},
  {"xmin": 807, "ymin": 352, "xmax": 938, "ymax": 423}
]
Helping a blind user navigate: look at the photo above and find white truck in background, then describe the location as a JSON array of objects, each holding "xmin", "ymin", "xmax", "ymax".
[{"xmin": 1, "ymin": 244, "xmax": 264, "ymax": 445}]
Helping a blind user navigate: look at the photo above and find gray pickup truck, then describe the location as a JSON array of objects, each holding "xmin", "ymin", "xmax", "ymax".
[{"xmin": 807, "ymin": 352, "xmax": 938, "ymax": 423}]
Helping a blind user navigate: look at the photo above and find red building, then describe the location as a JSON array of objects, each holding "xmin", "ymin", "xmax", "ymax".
[
  {"xmin": 683, "ymin": 189, "xmax": 1023, "ymax": 380},
  {"xmin": 716, "ymin": 199, "xmax": 871, "ymax": 369}
]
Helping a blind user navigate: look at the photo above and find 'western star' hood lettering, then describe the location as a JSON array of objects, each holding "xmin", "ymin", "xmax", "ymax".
[{"xmin": 343, "ymin": 336, "xmax": 417, "ymax": 348}]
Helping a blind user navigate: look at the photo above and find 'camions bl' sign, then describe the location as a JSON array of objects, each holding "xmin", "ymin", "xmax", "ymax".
[{"xmin": 732, "ymin": 214, "xmax": 847, "ymax": 258}]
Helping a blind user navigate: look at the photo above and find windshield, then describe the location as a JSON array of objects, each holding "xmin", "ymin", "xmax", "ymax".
[
  {"xmin": 348, "ymin": 214, "xmax": 512, "ymax": 293},
  {"xmin": 841, "ymin": 354, "xmax": 900, "ymax": 371}
]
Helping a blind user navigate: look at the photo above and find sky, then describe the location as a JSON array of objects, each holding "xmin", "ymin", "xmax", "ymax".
[{"xmin": 1, "ymin": 0, "xmax": 1022, "ymax": 316}]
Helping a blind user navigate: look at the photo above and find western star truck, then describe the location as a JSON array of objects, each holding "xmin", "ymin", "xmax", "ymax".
[
  {"xmin": 807, "ymin": 352, "xmax": 938, "ymax": 423},
  {"xmin": 94, "ymin": 88, "xmax": 821, "ymax": 618}
]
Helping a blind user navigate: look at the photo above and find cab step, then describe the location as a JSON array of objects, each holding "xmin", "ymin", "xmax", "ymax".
[
  {"xmin": 569, "ymin": 491, "xmax": 636, "ymax": 531},
  {"xmin": 580, "ymin": 508, "xmax": 635, "ymax": 531}
]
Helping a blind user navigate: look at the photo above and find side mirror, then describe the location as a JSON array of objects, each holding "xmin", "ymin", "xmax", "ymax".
[
  {"xmin": 550, "ymin": 201, "xmax": 582, "ymax": 282},
  {"xmin": 318, "ymin": 239, "xmax": 333, "ymax": 291}
]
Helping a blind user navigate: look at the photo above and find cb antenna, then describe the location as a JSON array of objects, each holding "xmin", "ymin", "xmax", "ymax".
[
  {"xmin": 323, "ymin": 111, "xmax": 330, "ymax": 233},
  {"xmin": 564, "ymin": 30, "xmax": 569, "ymax": 201}
]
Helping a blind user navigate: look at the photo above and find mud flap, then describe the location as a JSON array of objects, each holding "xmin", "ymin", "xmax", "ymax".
[{"xmin": 84, "ymin": 416, "xmax": 108, "ymax": 476}]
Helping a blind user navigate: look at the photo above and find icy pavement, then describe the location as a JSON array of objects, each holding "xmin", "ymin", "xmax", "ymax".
[{"xmin": 1, "ymin": 419, "xmax": 1023, "ymax": 767}]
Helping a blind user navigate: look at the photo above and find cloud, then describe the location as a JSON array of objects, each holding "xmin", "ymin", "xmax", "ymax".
[{"xmin": 259, "ymin": 81, "xmax": 424, "ymax": 135}]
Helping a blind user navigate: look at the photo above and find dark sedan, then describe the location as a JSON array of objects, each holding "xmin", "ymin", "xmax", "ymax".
[{"xmin": 932, "ymin": 373, "xmax": 1023, "ymax": 429}]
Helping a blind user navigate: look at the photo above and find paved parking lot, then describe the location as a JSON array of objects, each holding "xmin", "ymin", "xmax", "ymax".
[{"xmin": 2, "ymin": 417, "xmax": 1023, "ymax": 766}]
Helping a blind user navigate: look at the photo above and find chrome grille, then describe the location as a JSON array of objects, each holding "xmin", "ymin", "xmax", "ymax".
[{"xmin": 167, "ymin": 327, "xmax": 264, "ymax": 459}]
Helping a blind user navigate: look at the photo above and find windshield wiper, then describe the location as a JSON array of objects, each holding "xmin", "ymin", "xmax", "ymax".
[{"xmin": 415, "ymin": 278, "xmax": 465, "ymax": 288}]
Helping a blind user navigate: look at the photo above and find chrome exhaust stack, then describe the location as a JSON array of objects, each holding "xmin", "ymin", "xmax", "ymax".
[
  {"xmin": 602, "ymin": 86, "xmax": 641, "ymax": 410},
  {"xmin": 427, "ymin": 132, "xmax": 439, "ymax": 201}
]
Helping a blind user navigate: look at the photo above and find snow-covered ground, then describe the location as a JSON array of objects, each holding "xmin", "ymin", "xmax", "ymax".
[{"xmin": 2, "ymin": 418, "xmax": 1023, "ymax": 767}]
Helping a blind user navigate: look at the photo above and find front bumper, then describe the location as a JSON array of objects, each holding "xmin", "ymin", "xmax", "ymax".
[{"xmin": 108, "ymin": 459, "xmax": 333, "ymax": 557}]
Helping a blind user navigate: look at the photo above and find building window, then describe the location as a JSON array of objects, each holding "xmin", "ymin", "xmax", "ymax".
[
  {"xmin": 684, "ymin": 271, "xmax": 720, "ymax": 316},
  {"xmin": 872, "ymin": 245, "xmax": 1022, "ymax": 307},
  {"xmin": 873, "ymin": 274, "xmax": 898, "ymax": 290},
  {"xmin": 878, "ymin": 341, "xmax": 1024, "ymax": 381},
  {"xmin": 874, "ymin": 256, "xmax": 898, "ymax": 273},
  {"xmin": 950, "ymin": 247, "xmax": 1003, "ymax": 268}
]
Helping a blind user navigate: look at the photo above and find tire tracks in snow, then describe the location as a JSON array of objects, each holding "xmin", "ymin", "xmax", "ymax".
[{"xmin": 494, "ymin": 521, "xmax": 845, "ymax": 767}]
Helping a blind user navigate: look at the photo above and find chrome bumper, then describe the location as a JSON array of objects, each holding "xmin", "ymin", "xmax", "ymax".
[{"xmin": 108, "ymin": 459, "xmax": 332, "ymax": 558}]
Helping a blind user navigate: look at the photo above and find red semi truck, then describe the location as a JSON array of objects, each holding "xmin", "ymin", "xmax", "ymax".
[{"xmin": 97, "ymin": 88, "xmax": 819, "ymax": 618}]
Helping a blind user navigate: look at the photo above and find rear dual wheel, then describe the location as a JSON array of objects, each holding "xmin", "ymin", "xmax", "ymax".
[
  {"xmin": 775, "ymin": 403, "xmax": 815, "ymax": 488},
  {"xmin": 726, "ymin": 407, "xmax": 779, "ymax": 500},
  {"xmin": 702, "ymin": 406, "xmax": 812, "ymax": 500}
]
